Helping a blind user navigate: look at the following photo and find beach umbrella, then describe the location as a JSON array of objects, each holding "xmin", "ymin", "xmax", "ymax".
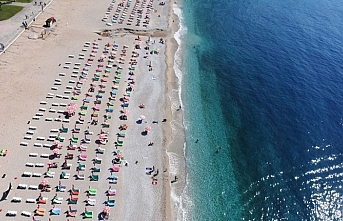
[
  {"xmin": 103, "ymin": 206, "xmax": 110, "ymax": 213},
  {"xmin": 53, "ymin": 140, "xmax": 60, "ymax": 145},
  {"xmin": 41, "ymin": 179, "xmax": 48, "ymax": 186},
  {"xmin": 145, "ymin": 126, "xmax": 151, "ymax": 131},
  {"xmin": 99, "ymin": 134, "xmax": 106, "ymax": 139},
  {"xmin": 53, "ymin": 148, "xmax": 59, "ymax": 154},
  {"xmin": 140, "ymin": 115, "xmax": 146, "ymax": 120}
]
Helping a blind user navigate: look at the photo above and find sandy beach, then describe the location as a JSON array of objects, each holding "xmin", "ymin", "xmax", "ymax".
[{"xmin": 0, "ymin": 0, "xmax": 182, "ymax": 219}]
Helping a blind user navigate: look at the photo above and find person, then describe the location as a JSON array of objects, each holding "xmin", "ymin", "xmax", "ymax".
[
  {"xmin": 148, "ymin": 142, "xmax": 154, "ymax": 146},
  {"xmin": 162, "ymin": 118, "xmax": 167, "ymax": 122},
  {"xmin": 135, "ymin": 161, "xmax": 138, "ymax": 164},
  {"xmin": 215, "ymin": 146, "xmax": 222, "ymax": 153},
  {"xmin": 195, "ymin": 139, "xmax": 199, "ymax": 143}
]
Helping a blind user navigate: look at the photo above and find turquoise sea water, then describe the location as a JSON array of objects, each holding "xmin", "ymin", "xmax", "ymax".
[{"xmin": 175, "ymin": 0, "xmax": 343, "ymax": 220}]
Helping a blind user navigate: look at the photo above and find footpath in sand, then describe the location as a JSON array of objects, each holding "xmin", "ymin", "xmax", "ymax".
[{"xmin": 0, "ymin": 0, "xmax": 173, "ymax": 220}]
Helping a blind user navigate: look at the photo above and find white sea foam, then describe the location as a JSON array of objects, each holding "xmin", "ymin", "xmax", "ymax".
[{"xmin": 167, "ymin": 2, "xmax": 193, "ymax": 221}]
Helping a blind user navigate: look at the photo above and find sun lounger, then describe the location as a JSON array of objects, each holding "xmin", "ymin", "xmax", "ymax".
[
  {"xmin": 26, "ymin": 130, "xmax": 34, "ymax": 135},
  {"xmin": 71, "ymin": 137, "xmax": 78, "ymax": 143},
  {"xmin": 11, "ymin": 197, "xmax": 22, "ymax": 203},
  {"xmin": 59, "ymin": 72, "xmax": 66, "ymax": 76},
  {"xmin": 88, "ymin": 188, "xmax": 97, "ymax": 196},
  {"xmin": 43, "ymin": 143, "xmax": 52, "ymax": 148},
  {"xmin": 112, "ymin": 165, "xmax": 120, "ymax": 172},
  {"xmin": 68, "ymin": 208, "xmax": 77, "ymax": 217},
  {"xmin": 45, "ymin": 171, "xmax": 55, "ymax": 178},
  {"xmin": 87, "ymin": 198, "xmax": 96, "ymax": 206},
  {"xmin": 78, "ymin": 154, "xmax": 87, "ymax": 161},
  {"xmin": 84, "ymin": 210, "xmax": 93, "ymax": 218},
  {"xmin": 40, "ymin": 101, "xmax": 47, "ymax": 105},
  {"xmin": 32, "ymin": 116, "xmax": 40, "ymax": 120},
  {"xmin": 26, "ymin": 162, "xmax": 34, "ymax": 167},
  {"xmin": 37, "ymin": 136, "xmax": 45, "ymax": 141},
  {"xmin": 26, "ymin": 198, "xmax": 35, "ymax": 203},
  {"xmin": 32, "ymin": 173, "xmax": 42, "ymax": 177},
  {"xmin": 22, "ymin": 172, "xmax": 32, "ymax": 177},
  {"xmin": 21, "ymin": 211, "xmax": 31, "ymax": 217},
  {"xmin": 40, "ymin": 153, "xmax": 49, "ymax": 158},
  {"xmin": 60, "ymin": 172, "xmax": 70, "ymax": 179},
  {"xmin": 65, "ymin": 153, "xmax": 73, "ymax": 160},
  {"xmin": 77, "ymin": 174, "xmax": 85, "ymax": 180},
  {"xmin": 24, "ymin": 135, "xmax": 32, "ymax": 140},
  {"xmin": 62, "ymin": 163, "xmax": 72, "ymax": 170},
  {"xmin": 53, "ymin": 196, "xmax": 63, "ymax": 204},
  {"xmin": 71, "ymin": 187, "xmax": 80, "ymax": 195},
  {"xmin": 18, "ymin": 184, "xmax": 27, "ymax": 189},
  {"xmin": 6, "ymin": 211, "xmax": 17, "ymax": 216},
  {"xmin": 96, "ymin": 147, "xmax": 105, "ymax": 154},
  {"xmin": 93, "ymin": 158, "xmax": 102, "ymax": 164},
  {"xmin": 35, "ymin": 163, "xmax": 44, "ymax": 167},
  {"xmin": 28, "ymin": 185, "xmax": 38, "ymax": 190},
  {"xmin": 107, "ymin": 199, "xmax": 116, "ymax": 207},
  {"xmin": 69, "ymin": 196, "xmax": 78, "ymax": 204},
  {"xmin": 90, "ymin": 174, "xmax": 99, "ymax": 181},
  {"xmin": 92, "ymin": 167, "xmax": 101, "ymax": 172},
  {"xmin": 62, "ymin": 119, "xmax": 70, "ymax": 123},
  {"xmin": 57, "ymin": 184, "xmax": 66, "ymax": 192},
  {"xmin": 49, "ymin": 109, "xmax": 56, "ymax": 113},
  {"xmin": 34, "ymin": 143, "xmax": 43, "ymax": 147},
  {"xmin": 20, "ymin": 142, "xmax": 29, "ymax": 146},
  {"xmin": 35, "ymin": 207, "xmax": 45, "ymax": 216},
  {"xmin": 107, "ymin": 188, "xmax": 116, "ymax": 196},
  {"xmin": 38, "ymin": 196, "xmax": 47, "ymax": 204}
]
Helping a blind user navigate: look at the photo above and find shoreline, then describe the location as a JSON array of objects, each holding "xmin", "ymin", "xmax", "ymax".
[{"xmin": 165, "ymin": 0, "xmax": 189, "ymax": 220}]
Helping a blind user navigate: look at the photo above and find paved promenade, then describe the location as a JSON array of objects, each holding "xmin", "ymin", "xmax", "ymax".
[{"xmin": 0, "ymin": 0, "xmax": 52, "ymax": 53}]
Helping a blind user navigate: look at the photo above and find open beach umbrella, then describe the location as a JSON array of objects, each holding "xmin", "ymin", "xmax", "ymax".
[
  {"xmin": 103, "ymin": 206, "xmax": 110, "ymax": 213},
  {"xmin": 145, "ymin": 126, "xmax": 151, "ymax": 131},
  {"xmin": 53, "ymin": 148, "xmax": 59, "ymax": 154},
  {"xmin": 140, "ymin": 115, "xmax": 146, "ymax": 120},
  {"xmin": 41, "ymin": 179, "xmax": 48, "ymax": 186}
]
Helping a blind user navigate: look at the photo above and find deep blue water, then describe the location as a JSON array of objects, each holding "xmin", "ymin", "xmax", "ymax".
[{"xmin": 180, "ymin": 0, "xmax": 343, "ymax": 220}]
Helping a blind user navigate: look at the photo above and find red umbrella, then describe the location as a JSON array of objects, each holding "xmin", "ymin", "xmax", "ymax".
[
  {"xmin": 53, "ymin": 148, "xmax": 59, "ymax": 154},
  {"xmin": 103, "ymin": 206, "xmax": 110, "ymax": 213},
  {"xmin": 99, "ymin": 134, "xmax": 106, "ymax": 139},
  {"xmin": 40, "ymin": 179, "xmax": 48, "ymax": 186},
  {"xmin": 145, "ymin": 126, "xmax": 151, "ymax": 131}
]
